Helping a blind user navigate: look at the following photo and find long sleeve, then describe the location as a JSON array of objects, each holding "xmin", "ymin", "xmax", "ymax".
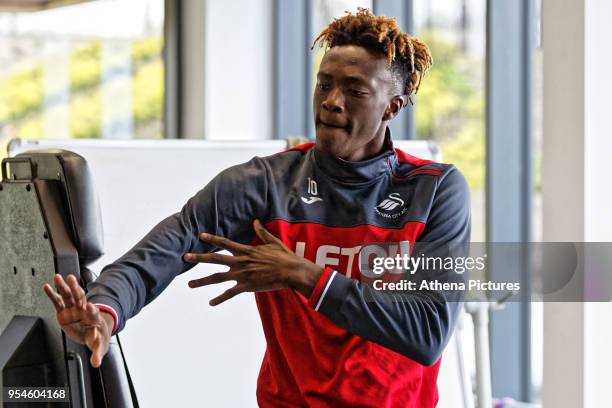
[
  {"xmin": 86, "ymin": 157, "xmax": 269, "ymax": 333},
  {"xmin": 308, "ymin": 166, "xmax": 471, "ymax": 366}
]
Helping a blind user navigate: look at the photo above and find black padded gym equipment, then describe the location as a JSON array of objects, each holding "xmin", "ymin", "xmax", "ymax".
[{"xmin": 0, "ymin": 150, "xmax": 138, "ymax": 407}]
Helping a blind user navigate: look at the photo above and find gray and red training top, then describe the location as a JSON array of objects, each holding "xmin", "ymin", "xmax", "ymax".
[{"xmin": 87, "ymin": 131, "xmax": 471, "ymax": 408}]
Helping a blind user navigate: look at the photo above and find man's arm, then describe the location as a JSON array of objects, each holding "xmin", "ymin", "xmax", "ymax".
[
  {"xmin": 85, "ymin": 157, "xmax": 269, "ymax": 334},
  {"xmin": 306, "ymin": 167, "xmax": 471, "ymax": 366}
]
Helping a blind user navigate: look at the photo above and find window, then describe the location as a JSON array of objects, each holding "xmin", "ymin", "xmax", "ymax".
[
  {"xmin": 311, "ymin": 0, "xmax": 374, "ymax": 69},
  {"xmin": 0, "ymin": 0, "xmax": 165, "ymax": 159},
  {"xmin": 413, "ymin": 0, "xmax": 486, "ymax": 242}
]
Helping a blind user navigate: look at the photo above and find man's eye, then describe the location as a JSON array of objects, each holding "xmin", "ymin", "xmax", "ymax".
[
  {"xmin": 350, "ymin": 89, "xmax": 367, "ymax": 96},
  {"xmin": 317, "ymin": 83, "xmax": 330, "ymax": 90}
]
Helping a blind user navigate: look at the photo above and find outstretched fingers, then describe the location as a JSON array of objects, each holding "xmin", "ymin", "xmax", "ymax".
[
  {"xmin": 44, "ymin": 275, "xmax": 110, "ymax": 368},
  {"xmin": 85, "ymin": 330, "xmax": 103, "ymax": 367},
  {"xmin": 253, "ymin": 219, "xmax": 283, "ymax": 246},
  {"xmin": 199, "ymin": 233, "xmax": 253, "ymax": 254},
  {"xmin": 188, "ymin": 270, "xmax": 238, "ymax": 288},
  {"xmin": 183, "ymin": 252, "xmax": 244, "ymax": 266},
  {"xmin": 43, "ymin": 283, "xmax": 66, "ymax": 312},
  {"xmin": 54, "ymin": 274, "xmax": 76, "ymax": 308},
  {"xmin": 83, "ymin": 304, "xmax": 107, "ymax": 368},
  {"xmin": 209, "ymin": 283, "xmax": 247, "ymax": 306},
  {"xmin": 186, "ymin": 221, "xmax": 288, "ymax": 306},
  {"xmin": 67, "ymin": 274, "xmax": 86, "ymax": 310}
]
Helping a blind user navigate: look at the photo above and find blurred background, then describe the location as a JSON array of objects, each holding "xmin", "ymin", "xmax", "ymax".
[
  {"xmin": 0, "ymin": 1, "xmax": 609, "ymax": 407},
  {"xmin": 0, "ymin": 0, "xmax": 489, "ymax": 238}
]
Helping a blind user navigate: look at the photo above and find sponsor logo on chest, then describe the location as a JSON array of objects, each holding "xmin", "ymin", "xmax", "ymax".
[{"xmin": 294, "ymin": 240, "xmax": 411, "ymax": 278}]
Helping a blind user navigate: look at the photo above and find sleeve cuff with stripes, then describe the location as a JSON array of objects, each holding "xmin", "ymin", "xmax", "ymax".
[
  {"xmin": 307, "ymin": 266, "xmax": 353, "ymax": 316},
  {"xmin": 307, "ymin": 266, "xmax": 334, "ymax": 310},
  {"xmin": 92, "ymin": 303, "xmax": 119, "ymax": 335},
  {"xmin": 87, "ymin": 295, "xmax": 122, "ymax": 335}
]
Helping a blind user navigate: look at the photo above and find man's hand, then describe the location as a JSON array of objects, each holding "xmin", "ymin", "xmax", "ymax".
[
  {"xmin": 42, "ymin": 274, "xmax": 113, "ymax": 368},
  {"xmin": 184, "ymin": 219, "xmax": 323, "ymax": 305}
]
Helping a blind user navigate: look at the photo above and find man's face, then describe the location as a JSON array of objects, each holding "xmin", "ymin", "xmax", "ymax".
[{"xmin": 313, "ymin": 45, "xmax": 400, "ymax": 161}]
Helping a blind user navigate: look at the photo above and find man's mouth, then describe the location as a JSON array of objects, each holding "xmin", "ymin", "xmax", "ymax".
[{"xmin": 318, "ymin": 119, "xmax": 349, "ymax": 130}]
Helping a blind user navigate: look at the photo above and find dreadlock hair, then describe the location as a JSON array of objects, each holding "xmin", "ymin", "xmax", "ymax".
[{"xmin": 312, "ymin": 8, "xmax": 433, "ymax": 104}]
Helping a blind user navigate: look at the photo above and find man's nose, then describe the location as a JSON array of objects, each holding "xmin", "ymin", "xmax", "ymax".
[{"xmin": 322, "ymin": 88, "xmax": 344, "ymax": 112}]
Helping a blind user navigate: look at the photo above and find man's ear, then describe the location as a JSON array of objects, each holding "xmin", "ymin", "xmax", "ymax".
[{"xmin": 382, "ymin": 95, "xmax": 408, "ymax": 121}]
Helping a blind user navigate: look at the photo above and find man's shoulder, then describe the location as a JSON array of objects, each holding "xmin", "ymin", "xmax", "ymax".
[
  {"xmin": 263, "ymin": 141, "xmax": 315, "ymax": 168},
  {"xmin": 393, "ymin": 146, "xmax": 459, "ymax": 181},
  {"xmin": 215, "ymin": 142, "xmax": 312, "ymax": 184},
  {"xmin": 253, "ymin": 142, "xmax": 313, "ymax": 175}
]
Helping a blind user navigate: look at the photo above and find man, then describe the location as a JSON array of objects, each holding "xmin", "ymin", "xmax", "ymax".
[{"xmin": 43, "ymin": 9, "xmax": 470, "ymax": 407}]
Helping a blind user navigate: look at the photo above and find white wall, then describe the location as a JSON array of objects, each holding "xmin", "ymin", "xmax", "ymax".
[
  {"xmin": 584, "ymin": 0, "xmax": 612, "ymax": 242},
  {"xmin": 204, "ymin": 0, "xmax": 273, "ymax": 140},
  {"xmin": 542, "ymin": 0, "xmax": 612, "ymax": 407},
  {"xmin": 583, "ymin": 1, "xmax": 612, "ymax": 407},
  {"xmin": 179, "ymin": 0, "xmax": 273, "ymax": 140}
]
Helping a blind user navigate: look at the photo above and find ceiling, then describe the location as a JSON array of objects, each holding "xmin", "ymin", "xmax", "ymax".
[{"xmin": 0, "ymin": 0, "xmax": 94, "ymax": 12}]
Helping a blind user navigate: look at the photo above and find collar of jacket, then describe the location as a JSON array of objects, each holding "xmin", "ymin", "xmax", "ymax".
[{"xmin": 311, "ymin": 127, "xmax": 399, "ymax": 185}]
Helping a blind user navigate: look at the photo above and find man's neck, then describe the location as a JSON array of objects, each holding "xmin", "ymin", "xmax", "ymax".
[{"xmin": 340, "ymin": 128, "xmax": 389, "ymax": 162}]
